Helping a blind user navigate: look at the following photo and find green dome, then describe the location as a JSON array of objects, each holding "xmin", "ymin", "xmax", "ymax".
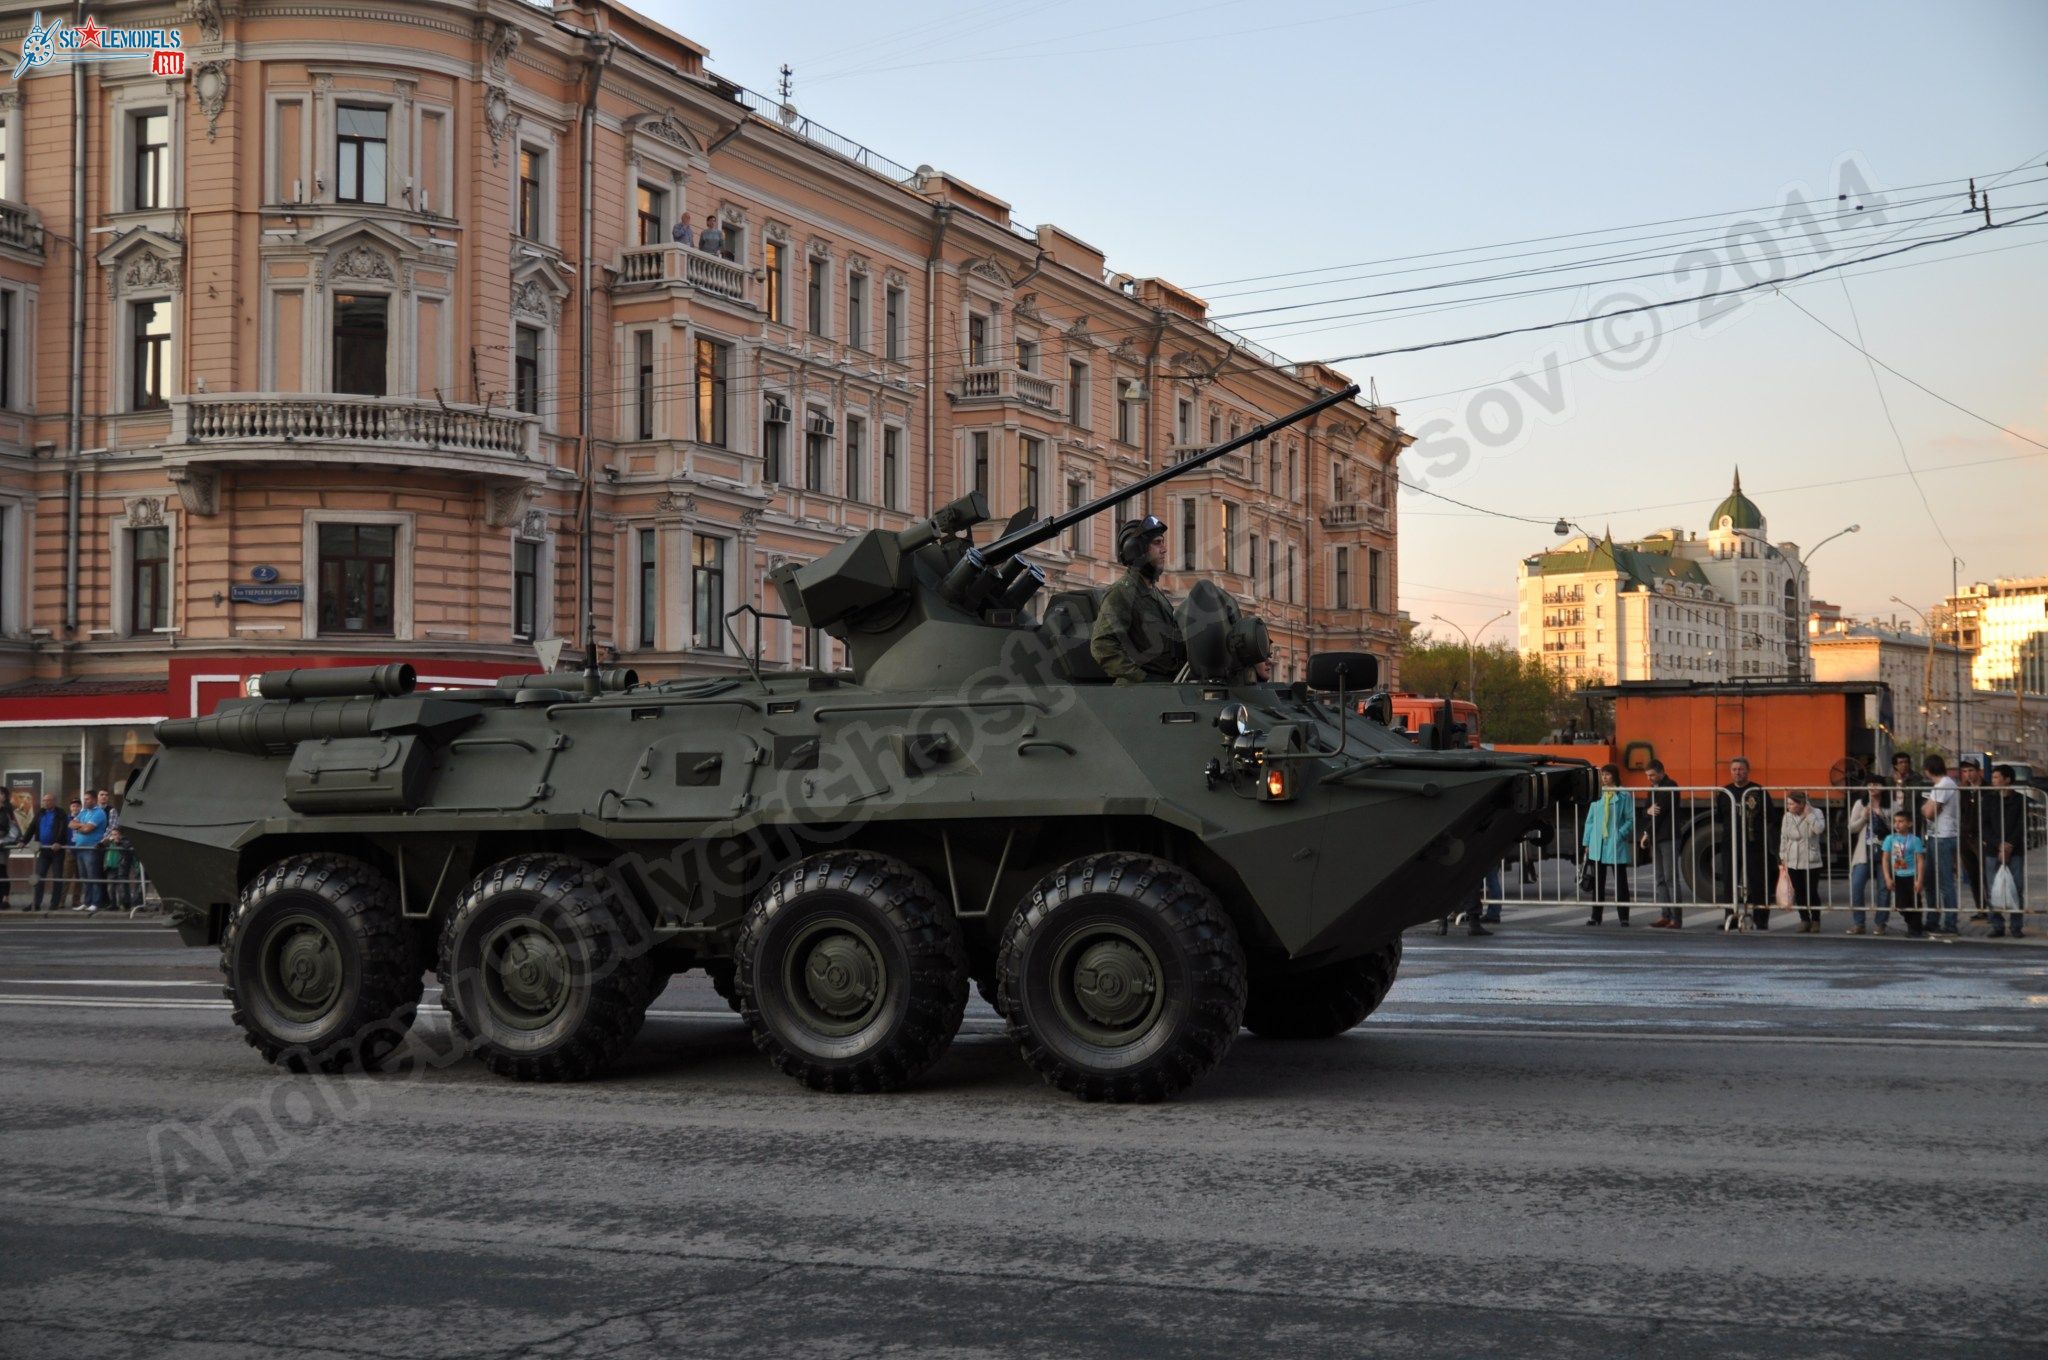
[{"xmin": 1709, "ymin": 468, "xmax": 1764, "ymax": 531}]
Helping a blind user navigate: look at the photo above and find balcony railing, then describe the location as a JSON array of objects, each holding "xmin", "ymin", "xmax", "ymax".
[
  {"xmin": 175, "ymin": 393, "xmax": 540, "ymax": 459},
  {"xmin": 0, "ymin": 200, "xmax": 43, "ymax": 254},
  {"xmin": 956, "ymin": 364, "xmax": 1061, "ymax": 411},
  {"xmin": 1320, "ymin": 501, "xmax": 1391, "ymax": 530},
  {"xmin": 616, "ymin": 244, "xmax": 752, "ymax": 303},
  {"xmin": 1542, "ymin": 588, "xmax": 1585, "ymax": 604}
]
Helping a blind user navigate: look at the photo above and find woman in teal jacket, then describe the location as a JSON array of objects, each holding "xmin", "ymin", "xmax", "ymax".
[{"xmin": 1582, "ymin": 762, "xmax": 1636, "ymax": 925}]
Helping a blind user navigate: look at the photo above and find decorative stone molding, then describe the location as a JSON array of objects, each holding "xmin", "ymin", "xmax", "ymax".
[
  {"xmin": 122, "ymin": 252, "xmax": 184, "ymax": 295},
  {"xmin": 806, "ymin": 237, "xmax": 832, "ymax": 260},
  {"xmin": 484, "ymin": 85, "xmax": 517, "ymax": 162},
  {"xmin": 122, "ymin": 496, "xmax": 166, "ymax": 528},
  {"xmin": 184, "ymin": 0, "xmax": 223, "ymax": 48},
  {"xmin": 847, "ymin": 252, "xmax": 872, "ymax": 277},
  {"xmin": 884, "ymin": 267, "xmax": 907, "ymax": 290},
  {"xmin": 511, "ymin": 277, "xmax": 559, "ymax": 326},
  {"xmin": 966, "ymin": 257, "xmax": 1014, "ymax": 289},
  {"xmin": 484, "ymin": 483, "xmax": 539, "ymax": 529},
  {"xmin": 0, "ymin": 91, "xmax": 21, "ymax": 114},
  {"xmin": 192, "ymin": 61, "xmax": 230, "ymax": 141},
  {"xmin": 656, "ymin": 490, "xmax": 698, "ymax": 514},
  {"xmin": 313, "ymin": 74, "xmax": 333, "ymax": 95},
  {"xmin": 737, "ymin": 508, "xmax": 764, "ymax": 535},
  {"xmin": 482, "ymin": 17, "xmax": 522, "ymax": 77},
  {"xmin": 329, "ymin": 243, "xmax": 395, "ymax": 285},
  {"xmin": 169, "ymin": 468, "xmax": 219, "ymax": 517},
  {"xmin": 393, "ymin": 78, "xmax": 416, "ymax": 111},
  {"xmin": 764, "ymin": 219, "xmax": 791, "ymax": 244},
  {"xmin": 518, "ymin": 508, "xmax": 549, "ymax": 542},
  {"xmin": 628, "ymin": 109, "xmax": 700, "ymax": 153}
]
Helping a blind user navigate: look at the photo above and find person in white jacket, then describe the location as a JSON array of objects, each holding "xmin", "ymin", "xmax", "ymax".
[
  {"xmin": 1847, "ymin": 781, "xmax": 1893, "ymax": 935},
  {"xmin": 1779, "ymin": 790, "xmax": 1830, "ymax": 933}
]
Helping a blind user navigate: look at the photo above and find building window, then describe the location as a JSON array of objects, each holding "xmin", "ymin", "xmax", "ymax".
[
  {"xmin": 1067, "ymin": 361, "xmax": 1088, "ymax": 427},
  {"xmin": 693, "ymin": 534, "xmax": 726, "ymax": 650},
  {"xmin": 132, "ymin": 111, "xmax": 171, "ymax": 210},
  {"xmin": 805, "ymin": 411, "xmax": 831, "ymax": 491},
  {"xmin": 1017, "ymin": 337, "xmax": 1039, "ymax": 374},
  {"xmin": 317, "ymin": 523, "xmax": 396, "ymax": 635},
  {"xmin": 807, "ymin": 256, "xmax": 827, "ymax": 336},
  {"xmin": 335, "ymin": 106, "xmax": 387, "ymax": 205},
  {"xmin": 1368, "ymin": 547, "xmax": 1384, "ymax": 612},
  {"xmin": 1176, "ymin": 397, "xmax": 1193, "ymax": 446},
  {"xmin": 517, "ymin": 147, "xmax": 544, "ymax": 240},
  {"xmin": 695, "ymin": 337, "xmax": 729, "ymax": 447},
  {"xmin": 1020, "ymin": 436, "xmax": 1043, "ymax": 512},
  {"xmin": 967, "ymin": 313, "xmax": 989, "ymax": 367},
  {"xmin": 1209, "ymin": 411, "xmax": 1222, "ymax": 444},
  {"xmin": 130, "ymin": 300, "xmax": 172, "ymax": 410},
  {"xmin": 1287, "ymin": 544, "xmax": 1296, "ymax": 603},
  {"xmin": 1335, "ymin": 547, "xmax": 1351, "ymax": 609},
  {"xmin": 844, "ymin": 414, "xmax": 866, "ymax": 503},
  {"xmin": 0, "ymin": 291, "xmax": 14, "ymax": 410},
  {"xmin": 846, "ymin": 273, "xmax": 867, "ymax": 350},
  {"xmin": 1286, "ymin": 445, "xmax": 1297, "ymax": 499},
  {"xmin": 635, "ymin": 183, "xmax": 666, "ymax": 246},
  {"xmin": 1268, "ymin": 539, "xmax": 1278, "ymax": 599},
  {"xmin": 0, "ymin": 114, "xmax": 8, "ymax": 200},
  {"xmin": 763, "ymin": 400, "xmax": 787, "ymax": 484},
  {"xmin": 1249, "ymin": 533, "xmax": 1260, "ymax": 594},
  {"xmin": 633, "ymin": 331, "xmax": 655, "ymax": 440},
  {"xmin": 514, "ymin": 325, "xmax": 541, "ymax": 415},
  {"xmin": 1220, "ymin": 501, "xmax": 1239, "ymax": 573},
  {"xmin": 636, "ymin": 528, "xmax": 657, "ymax": 648},
  {"xmin": 1116, "ymin": 379, "xmax": 1137, "ymax": 444},
  {"xmin": 512, "ymin": 539, "xmax": 539, "ymax": 641},
  {"xmin": 1179, "ymin": 498, "xmax": 1197, "ymax": 571},
  {"xmin": 129, "ymin": 526, "xmax": 169, "ymax": 635},
  {"xmin": 331, "ymin": 293, "xmax": 387, "ymax": 396},
  {"xmin": 885, "ymin": 285, "xmax": 905, "ymax": 362},
  {"xmin": 882, "ymin": 426, "xmax": 902, "ymax": 510},
  {"xmin": 1067, "ymin": 478, "xmax": 1087, "ymax": 556},
  {"xmin": 765, "ymin": 240, "xmax": 785, "ymax": 324},
  {"xmin": 970, "ymin": 431, "xmax": 990, "ymax": 498}
]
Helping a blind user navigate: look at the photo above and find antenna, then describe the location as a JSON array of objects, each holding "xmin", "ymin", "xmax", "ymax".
[{"xmin": 777, "ymin": 64, "xmax": 797, "ymax": 126}]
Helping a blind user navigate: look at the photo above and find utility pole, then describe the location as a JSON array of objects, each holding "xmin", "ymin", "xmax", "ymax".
[{"xmin": 1951, "ymin": 556, "xmax": 1965, "ymax": 763}]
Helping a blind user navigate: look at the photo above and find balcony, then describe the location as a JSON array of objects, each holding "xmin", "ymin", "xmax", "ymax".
[
  {"xmin": 1542, "ymin": 588, "xmax": 1585, "ymax": 604},
  {"xmin": 955, "ymin": 364, "xmax": 1062, "ymax": 411},
  {"xmin": 0, "ymin": 200, "xmax": 43, "ymax": 256},
  {"xmin": 1320, "ymin": 501, "xmax": 1391, "ymax": 531},
  {"xmin": 167, "ymin": 393, "xmax": 547, "ymax": 511},
  {"xmin": 615, "ymin": 244, "xmax": 752, "ymax": 305}
]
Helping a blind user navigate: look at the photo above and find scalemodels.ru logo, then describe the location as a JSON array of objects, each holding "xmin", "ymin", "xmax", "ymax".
[{"xmin": 13, "ymin": 11, "xmax": 186, "ymax": 80}]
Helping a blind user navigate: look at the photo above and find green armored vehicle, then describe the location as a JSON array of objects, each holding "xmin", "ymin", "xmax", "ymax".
[{"xmin": 122, "ymin": 385, "xmax": 1593, "ymax": 1102}]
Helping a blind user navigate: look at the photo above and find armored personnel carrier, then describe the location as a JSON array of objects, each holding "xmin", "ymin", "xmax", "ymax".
[{"xmin": 123, "ymin": 384, "xmax": 1593, "ymax": 1102}]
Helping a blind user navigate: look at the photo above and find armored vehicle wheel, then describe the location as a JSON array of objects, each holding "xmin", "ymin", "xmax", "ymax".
[
  {"xmin": 222, "ymin": 853, "xmax": 424, "ymax": 1074},
  {"xmin": 735, "ymin": 851, "xmax": 968, "ymax": 1093},
  {"xmin": 1243, "ymin": 939, "xmax": 1402, "ymax": 1040},
  {"xmin": 997, "ymin": 853, "xmax": 1247, "ymax": 1103},
  {"xmin": 438, "ymin": 854, "xmax": 656, "ymax": 1082}
]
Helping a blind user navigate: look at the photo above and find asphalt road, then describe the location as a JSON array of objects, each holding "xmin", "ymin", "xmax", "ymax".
[{"xmin": 1, "ymin": 915, "xmax": 2043, "ymax": 1359}]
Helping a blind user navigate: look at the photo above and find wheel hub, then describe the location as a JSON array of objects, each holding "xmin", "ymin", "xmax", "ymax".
[
  {"xmin": 1071, "ymin": 939, "xmax": 1156, "ymax": 1028},
  {"xmin": 260, "ymin": 916, "xmax": 343, "ymax": 1023},
  {"xmin": 780, "ymin": 917, "xmax": 888, "ymax": 1038},
  {"xmin": 801, "ymin": 932, "xmax": 880, "ymax": 1020},
  {"xmin": 1049, "ymin": 922, "xmax": 1166, "ymax": 1047},
  {"xmin": 483, "ymin": 924, "xmax": 570, "ymax": 1029}
]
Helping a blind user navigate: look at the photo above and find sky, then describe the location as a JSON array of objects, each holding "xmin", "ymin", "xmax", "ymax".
[{"xmin": 643, "ymin": 0, "xmax": 2048, "ymax": 640}]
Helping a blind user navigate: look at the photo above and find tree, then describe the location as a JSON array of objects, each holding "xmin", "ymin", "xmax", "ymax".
[{"xmin": 1399, "ymin": 636, "xmax": 1578, "ymax": 744}]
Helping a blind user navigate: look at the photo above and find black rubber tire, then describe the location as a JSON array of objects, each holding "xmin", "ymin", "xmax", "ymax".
[
  {"xmin": 703, "ymin": 958, "xmax": 742, "ymax": 1014},
  {"xmin": 1243, "ymin": 939, "xmax": 1402, "ymax": 1040},
  {"xmin": 973, "ymin": 973, "xmax": 1002, "ymax": 1013},
  {"xmin": 735, "ymin": 850, "xmax": 968, "ymax": 1093},
  {"xmin": 438, "ymin": 854, "xmax": 656, "ymax": 1082},
  {"xmin": 221, "ymin": 853, "xmax": 423, "ymax": 1073},
  {"xmin": 997, "ymin": 853, "xmax": 1246, "ymax": 1103}
]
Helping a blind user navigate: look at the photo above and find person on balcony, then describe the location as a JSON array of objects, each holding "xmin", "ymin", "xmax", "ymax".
[
  {"xmin": 697, "ymin": 213, "xmax": 725, "ymax": 257},
  {"xmin": 670, "ymin": 215, "xmax": 694, "ymax": 247}
]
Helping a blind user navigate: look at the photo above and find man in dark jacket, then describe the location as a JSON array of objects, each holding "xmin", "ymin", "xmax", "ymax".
[
  {"xmin": 1986, "ymin": 764, "xmax": 2029, "ymax": 939},
  {"xmin": 29, "ymin": 793, "xmax": 70, "ymax": 913},
  {"xmin": 1641, "ymin": 760, "xmax": 1686, "ymax": 928},
  {"xmin": 1723, "ymin": 756, "xmax": 1776, "ymax": 930},
  {"xmin": 1090, "ymin": 515, "xmax": 1187, "ymax": 684}
]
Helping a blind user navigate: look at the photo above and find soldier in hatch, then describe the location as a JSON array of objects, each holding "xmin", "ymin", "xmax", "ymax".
[{"xmin": 1091, "ymin": 515, "xmax": 1188, "ymax": 684}]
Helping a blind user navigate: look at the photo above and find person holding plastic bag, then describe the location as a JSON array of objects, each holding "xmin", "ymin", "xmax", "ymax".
[
  {"xmin": 1987, "ymin": 764, "xmax": 2028, "ymax": 939},
  {"xmin": 1582, "ymin": 763, "xmax": 1636, "ymax": 926},
  {"xmin": 1847, "ymin": 782, "xmax": 1892, "ymax": 935},
  {"xmin": 1778, "ymin": 790, "xmax": 1829, "ymax": 933}
]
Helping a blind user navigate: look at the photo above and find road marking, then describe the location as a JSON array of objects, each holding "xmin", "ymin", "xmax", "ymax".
[{"xmin": 0, "ymin": 979, "xmax": 219, "ymax": 987}]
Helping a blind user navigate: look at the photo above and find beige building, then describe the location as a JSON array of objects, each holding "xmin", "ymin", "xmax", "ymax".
[
  {"xmin": 1808, "ymin": 621, "xmax": 1965, "ymax": 750},
  {"xmin": 1939, "ymin": 576, "xmax": 2048, "ymax": 695},
  {"xmin": 1516, "ymin": 472, "xmax": 1808, "ymax": 684},
  {"xmin": 0, "ymin": 0, "xmax": 1405, "ymax": 792}
]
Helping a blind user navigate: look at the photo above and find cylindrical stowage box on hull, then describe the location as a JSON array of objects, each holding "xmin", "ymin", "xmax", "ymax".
[{"xmin": 256, "ymin": 663, "xmax": 417, "ymax": 700}]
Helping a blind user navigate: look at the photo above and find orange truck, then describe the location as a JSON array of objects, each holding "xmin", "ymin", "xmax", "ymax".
[{"xmin": 1386, "ymin": 695, "xmax": 1482, "ymax": 748}]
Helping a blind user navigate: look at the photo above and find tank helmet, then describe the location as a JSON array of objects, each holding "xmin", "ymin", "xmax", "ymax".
[{"xmin": 1116, "ymin": 514, "xmax": 1168, "ymax": 566}]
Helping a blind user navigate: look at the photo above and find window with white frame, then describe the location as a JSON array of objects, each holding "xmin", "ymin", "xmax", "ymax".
[
  {"xmin": 1175, "ymin": 397, "xmax": 1193, "ymax": 446},
  {"xmin": 969, "ymin": 430, "xmax": 990, "ymax": 499},
  {"xmin": 516, "ymin": 146, "xmax": 546, "ymax": 241},
  {"xmin": 844, "ymin": 413, "xmax": 866, "ymax": 503},
  {"xmin": 1066, "ymin": 478, "xmax": 1087, "ymax": 556},
  {"xmin": 846, "ymin": 272, "xmax": 868, "ymax": 350},
  {"xmin": 806, "ymin": 256, "xmax": 828, "ymax": 337},
  {"xmin": 1368, "ymin": 547, "xmax": 1385, "ymax": 612},
  {"xmin": 0, "ymin": 290, "xmax": 15, "ymax": 410},
  {"xmin": 514, "ymin": 325, "xmax": 541, "ymax": 416},
  {"xmin": 131, "ymin": 110, "xmax": 171, "ymax": 211},
  {"xmin": 884, "ymin": 283, "xmax": 905, "ymax": 362},
  {"xmin": 762, "ymin": 395, "xmax": 788, "ymax": 484},
  {"xmin": 335, "ymin": 105, "xmax": 388, "ymax": 205},
  {"xmin": 805, "ymin": 409, "xmax": 832, "ymax": 491},
  {"xmin": 1249, "ymin": 532, "xmax": 1260, "ymax": 596},
  {"xmin": 635, "ymin": 182, "xmax": 667, "ymax": 246},
  {"xmin": 881, "ymin": 425, "xmax": 903, "ymax": 510},
  {"xmin": 331, "ymin": 293, "xmax": 387, "ymax": 396},
  {"xmin": 1067, "ymin": 360, "xmax": 1089, "ymax": 427},
  {"xmin": 1220, "ymin": 500, "xmax": 1240, "ymax": 573},
  {"xmin": 692, "ymin": 534, "xmax": 726, "ymax": 650},
  {"xmin": 128, "ymin": 298, "xmax": 172, "ymax": 411},
  {"xmin": 633, "ymin": 331, "xmax": 654, "ymax": 440},
  {"xmin": 1334, "ymin": 546, "xmax": 1351, "ymax": 609},
  {"xmin": 1179, "ymin": 498, "xmax": 1196, "ymax": 571},
  {"xmin": 1020, "ymin": 436, "xmax": 1043, "ymax": 512},
  {"xmin": 512, "ymin": 538, "xmax": 540, "ymax": 641},
  {"xmin": 0, "ymin": 111, "xmax": 10, "ymax": 200},
  {"xmin": 127, "ymin": 525, "xmax": 169, "ymax": 635},
  {"xmin": 1016, "ymin": 335, "xmax": 1039, "ymax": 374},
  {"xmin": 967, "ymin": 312, "xmax": 990, "ymax": 367},
  {"xmin": 318, "ymin": 522, "xmax": 398, "ymax": 635},
  {"xmin": 764, "ymin": 240, "xmax": 787, "ymax": 324},
  {"xmin": 695, "ymin": 336, "xmax": 729, "ymax": 447},
  {"xmin": 636, "ymin": 527, "xmax": 658, "ymax": 648}
]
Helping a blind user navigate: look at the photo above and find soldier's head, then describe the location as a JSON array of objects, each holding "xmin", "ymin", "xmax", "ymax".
[{"xmin": 1116, "ymin": 515, "xmax": 1169, "ymax": 579}]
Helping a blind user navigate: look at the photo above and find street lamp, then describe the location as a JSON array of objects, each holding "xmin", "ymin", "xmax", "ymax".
[
  {"xmin": 1431, "ymin": 609, "xmax": 1511, "ymax": 702},
  {"xmin": 1805, "ymin": 523, "xmax": 1860, "ymax": 560}
]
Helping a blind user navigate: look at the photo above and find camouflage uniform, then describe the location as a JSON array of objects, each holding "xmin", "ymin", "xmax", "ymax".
[{"xmin": 1090, "ymin": 567, "xmax": 1186, "ymax": 684}]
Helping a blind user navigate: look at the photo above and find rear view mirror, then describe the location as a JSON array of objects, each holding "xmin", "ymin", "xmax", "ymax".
[{"xmin": 1306, "ymin": 650, "xmax": 1380, "ymax": 692}]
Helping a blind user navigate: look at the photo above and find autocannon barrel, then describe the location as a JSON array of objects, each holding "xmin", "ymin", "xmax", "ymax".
[
  {"xmin": 494, "ymin": 668, "xmax": 639, "ymax": 692},
  {"xmin": 156, "ymin": 697, "xmax": 387, "ymax": 756},
  {"xmin": 256, "ymin": 663, "xmax": 416, "ymax": 700}
]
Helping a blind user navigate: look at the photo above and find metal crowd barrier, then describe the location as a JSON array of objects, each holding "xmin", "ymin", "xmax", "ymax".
[
  {"xmin": 3, "ymin": 846, "xmax": 158, "ymax": 918},
  {"xmin": 1484, "ymin": 781, "xmax": 2044, "ymax": 931}
]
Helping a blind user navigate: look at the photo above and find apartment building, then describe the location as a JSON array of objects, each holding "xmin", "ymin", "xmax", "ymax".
[{"xmin": 0, "ymin": 0, "xmax": 1403, "ymax": 798}]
